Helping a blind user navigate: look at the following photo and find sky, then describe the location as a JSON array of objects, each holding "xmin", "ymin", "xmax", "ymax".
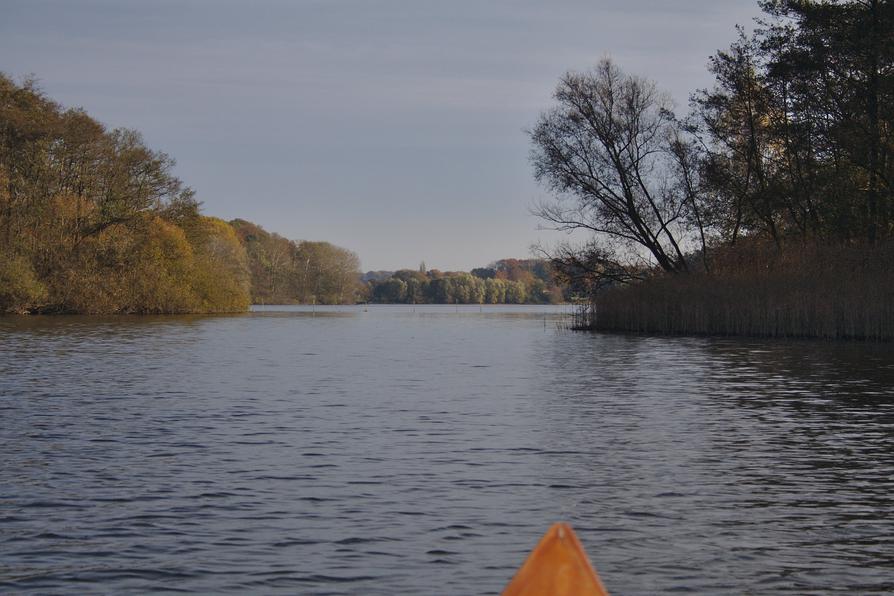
[{"xmin": 1, "ymin": 0, "xmax": 764, "ymax": 271}]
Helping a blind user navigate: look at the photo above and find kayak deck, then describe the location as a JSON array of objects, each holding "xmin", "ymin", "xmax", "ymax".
[{"xmin": 502, "ymin": 523, "xmax": 609, "ymax": 596}]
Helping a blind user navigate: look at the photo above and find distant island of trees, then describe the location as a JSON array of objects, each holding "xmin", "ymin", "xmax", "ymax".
[{"xmin": 363, "ymin": 259, "xmax": 566, "ymax": 304}]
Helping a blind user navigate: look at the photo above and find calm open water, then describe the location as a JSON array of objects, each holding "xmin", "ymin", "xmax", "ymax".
[{"xmin": 1, "ymin": 305, "xmax": 893, "ymax": 594}]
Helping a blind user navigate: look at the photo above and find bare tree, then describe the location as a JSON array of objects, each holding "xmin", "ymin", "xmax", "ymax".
[{"xmin": 530, "ymin": 59, "xmax": 704, "ymax": 279}]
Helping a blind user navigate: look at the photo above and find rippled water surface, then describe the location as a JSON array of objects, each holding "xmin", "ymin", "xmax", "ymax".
[{"xmin": 2, "ymin": 305, "xmax": 893, "ymax": 594}]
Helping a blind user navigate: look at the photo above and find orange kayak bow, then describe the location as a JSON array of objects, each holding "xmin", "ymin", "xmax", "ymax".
[{"xmin": 502, "ymin": 523, "xmax": 609, "ymax": 596}]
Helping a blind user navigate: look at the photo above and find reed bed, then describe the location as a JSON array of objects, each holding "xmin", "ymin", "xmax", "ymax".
[{"xmin": 575, "ymin": 241, "xmax": 894, "ymax": 340}]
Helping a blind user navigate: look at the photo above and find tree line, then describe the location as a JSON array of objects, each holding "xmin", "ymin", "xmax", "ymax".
[
  {"xmin": 0, "ymin": 74, "xmax": 363, "ymax": 313},
  {"xmin": 364, "ymin": 259, "xmax": 567, "ymax": 304},
  {"xmin": 533, "ymin": 0, "xmax": 894, "ymax": 338},
  {"xmin": 231, "ymin": 219, "xmax": 363, "ymax": 305}
]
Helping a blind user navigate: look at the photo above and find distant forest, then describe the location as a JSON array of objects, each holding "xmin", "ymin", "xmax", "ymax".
[
  {"xmin": 533, "ymin": 0, "xmax": 894, "ymax": 339},
  {"xmin": 364, "ymin": 259, "xmax": 567, "ymax": 304}
]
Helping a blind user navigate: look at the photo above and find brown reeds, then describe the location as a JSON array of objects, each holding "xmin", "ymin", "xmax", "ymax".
[{"xmin": 576, "ymin": 240, "xmax": 894, "ymax": 340}]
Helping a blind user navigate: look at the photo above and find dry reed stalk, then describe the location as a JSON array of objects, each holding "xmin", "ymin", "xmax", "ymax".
[{"xmin": 579, "ymin": 241, "xmax": 894, "ymax": 340}]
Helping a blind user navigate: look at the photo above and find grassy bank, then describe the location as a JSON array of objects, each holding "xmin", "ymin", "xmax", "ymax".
[{"xmin": 576, "ymin": 242, "xmax": 894, "ymax": 341}]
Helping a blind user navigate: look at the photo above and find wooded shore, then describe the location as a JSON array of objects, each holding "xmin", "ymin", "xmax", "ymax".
[{"xmin": 534, "ymin": 1, "xmax": 892, "ymax": 341}]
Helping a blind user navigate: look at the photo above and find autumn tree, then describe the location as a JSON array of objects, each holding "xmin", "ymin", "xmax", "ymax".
[
  {"xmin": 294, "ymin": 241, "xmax": 362, "ymax": 304},
  {"xmin": 0, "ymin": 73, "xmax": 248, "ymax": 313}
]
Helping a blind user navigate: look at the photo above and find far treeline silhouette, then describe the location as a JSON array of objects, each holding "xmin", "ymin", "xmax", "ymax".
[
  {"xmin": 0, "ymin": 76, "xmax": 568, "ymax": 313},
  {"xmin": 364, "ymin": 259, "xmax": 567, "ymax": 305},
  {"xmin": 533, "ymin": 0, "xmax": 894, "ymax": 339}
]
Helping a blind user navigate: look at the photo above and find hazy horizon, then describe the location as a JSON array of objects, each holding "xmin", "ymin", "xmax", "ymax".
[{"xmin": 1, "ymin": 0, "xmax": 763, "ymax": 271}]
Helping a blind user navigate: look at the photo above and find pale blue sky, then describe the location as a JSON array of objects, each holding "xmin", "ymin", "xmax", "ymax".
[{"xmin": 1, "ymin": 0, "xmax": 762, "ymax": 271}]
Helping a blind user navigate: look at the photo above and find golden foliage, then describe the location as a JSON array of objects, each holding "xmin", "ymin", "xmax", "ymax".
[
  {"xmin": 188, "ymin": 217, "xmax": 251, "ymax": 312},
  {"xmin": 0, "ymin": 251, "xmax": 47, "ymax": 313},
  {"xmin": 0, "ymin": 74, "xmax": 253, "ymax": 314}
]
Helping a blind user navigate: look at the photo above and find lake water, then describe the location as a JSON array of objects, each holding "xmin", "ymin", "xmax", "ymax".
[{"xmin": 2, "ymin": 305, "xmax": 893, "ymax": 594}]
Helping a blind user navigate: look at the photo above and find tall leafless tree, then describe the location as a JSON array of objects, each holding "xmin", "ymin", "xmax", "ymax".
[{"xmin": 530, "ymin": 59, "xmax": 706, "ymax": 280}]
